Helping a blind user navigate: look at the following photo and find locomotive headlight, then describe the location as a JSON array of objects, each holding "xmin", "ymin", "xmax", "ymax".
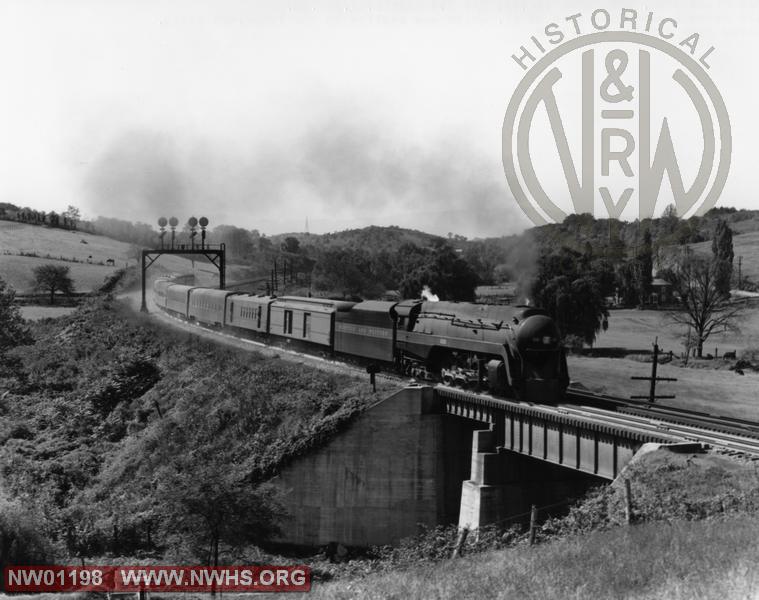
[{"xmin": 543, "ymin": 336, "xmax": 552, "ymax": 344}]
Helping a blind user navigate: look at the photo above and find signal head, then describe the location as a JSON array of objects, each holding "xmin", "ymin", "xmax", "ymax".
[
  {"xmin": 188, "ymin": 216, "xmax": 198, "ymax": 227},
  {"xmin": 158, "ymin": 217, "xmax": 168, "ymax": 228},
  {"xmin": 168, "ymin": 217, "xmax": 179, "ymax": 228},
  {"xmin": 199, "ymin": 216, "xmax": 209, "ymax": 228}
]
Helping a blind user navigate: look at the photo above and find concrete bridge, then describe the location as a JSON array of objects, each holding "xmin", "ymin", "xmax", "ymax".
[{"xmin": 273, "ymin": 385, "xmax": 684, "ymax": 548}]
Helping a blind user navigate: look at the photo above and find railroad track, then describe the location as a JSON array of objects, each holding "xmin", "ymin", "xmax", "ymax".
[{"xmin": 565, "ymin": 387, "xmax": 759, "ymax": 454}]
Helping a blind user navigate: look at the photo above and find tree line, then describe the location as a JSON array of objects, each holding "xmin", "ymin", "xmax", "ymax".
[{"xmin": 1, "ymin": 203, "xmax": 83, "ymax": 231}]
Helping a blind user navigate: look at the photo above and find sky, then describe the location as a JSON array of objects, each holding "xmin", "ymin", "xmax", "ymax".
[{"xmin": 0, "ymin": 0, "xmax": 757, "ymax": 238}]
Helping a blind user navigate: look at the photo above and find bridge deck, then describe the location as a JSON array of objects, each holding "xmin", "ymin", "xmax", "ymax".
[{"xmin": 436, "ymin": 386, "xmax": 684, "ymax": 480}]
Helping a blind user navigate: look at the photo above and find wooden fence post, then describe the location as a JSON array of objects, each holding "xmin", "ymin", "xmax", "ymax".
[
  {"xmin": 529, "ymin": 505, "xmax": 538, "ymax": 545},
  {"xmin": 451, "ymin": 527, "xmax": 469, "ymax": 558}
]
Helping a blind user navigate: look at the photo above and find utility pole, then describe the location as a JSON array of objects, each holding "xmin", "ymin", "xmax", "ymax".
[{"xmin": 631, "ymin": 337, "xmax": 677, "ymax": 403}]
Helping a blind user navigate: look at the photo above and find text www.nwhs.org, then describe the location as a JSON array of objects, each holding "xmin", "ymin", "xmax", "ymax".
[{"xmin": 4, "ymin": 566, "xmax": 311, "ymax": 592}]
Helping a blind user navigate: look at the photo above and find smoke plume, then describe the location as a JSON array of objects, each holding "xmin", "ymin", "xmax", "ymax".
[{"xmin": 83, "ymin": 113, "xmax": 531, "ymax": 238}]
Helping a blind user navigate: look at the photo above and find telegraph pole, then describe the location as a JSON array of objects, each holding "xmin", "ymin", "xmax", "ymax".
[{"xmin": 631, "ymin": 338, "xmax": 677, "ymax": 403}]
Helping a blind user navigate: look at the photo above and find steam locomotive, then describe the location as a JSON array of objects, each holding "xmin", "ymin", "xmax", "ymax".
[{"xmin": 153, "ymin": 279, "xmax": 569, "ymax": 403}]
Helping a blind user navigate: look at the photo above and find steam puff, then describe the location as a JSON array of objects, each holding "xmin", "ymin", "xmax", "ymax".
[
  {"xmin": 421, "ymin": 285, "xmax": 439, "ymax": 302},
  {"xmin": 83, "ymin": 116, "xmax": 530, "ymax": 238}
]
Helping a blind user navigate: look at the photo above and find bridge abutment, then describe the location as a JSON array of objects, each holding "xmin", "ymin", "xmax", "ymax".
[{"xmin": 270, "ymin": 386, "xmax": 667, "ymax": 548}]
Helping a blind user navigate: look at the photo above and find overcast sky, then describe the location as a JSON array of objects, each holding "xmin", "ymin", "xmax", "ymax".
[{"xmin": 1, "ymin": 0, "xmax": 757, "ymax": 238}]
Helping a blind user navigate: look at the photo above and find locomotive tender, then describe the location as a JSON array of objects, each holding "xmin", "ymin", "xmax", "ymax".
[{"xmin": 153, "ymin": 279, "xmax": 569, "ymax": 402}]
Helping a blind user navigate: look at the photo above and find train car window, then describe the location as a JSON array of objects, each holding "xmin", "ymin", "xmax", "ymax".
[
  {"xmin": 284, "ymin": 310, "xmax": 293, "ymax": 334},
  {"xmin": 230, "ymin": 302, "xmax": 234, "ymax": 323},
  {"xmin": 303, "ymin": 313, "xmax": 311, "ymax": 338},
  {"xmin": 257, "ymin": 306, "xmax": 262, "ymax": 329}
]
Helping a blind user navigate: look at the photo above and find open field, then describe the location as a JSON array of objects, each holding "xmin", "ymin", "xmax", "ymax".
[
  {"xmin": 595, "ymin": 307, "xmax": 759, "ymax": 355},
  {"xmin": 0, "ymin": 254, "xmax": 118, "ymax": 293},
  {"xmin": 0, "ymin": 220, "xmax": 133, "ymax": 263},
  {"xmin": 0, "ymin": 221, "xmax": 256, "ymax": 293},
  {"xmin": 569, "ymin": 355, "xmax": 759, "ymax": 420}
]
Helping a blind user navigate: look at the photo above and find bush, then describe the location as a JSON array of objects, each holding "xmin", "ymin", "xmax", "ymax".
[{"xmin": 0, "ymin": 496, "xmax": 56, "ymax": 581}]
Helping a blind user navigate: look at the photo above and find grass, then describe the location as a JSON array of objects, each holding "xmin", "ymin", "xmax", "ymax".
[
  {"xmin": 568, "ymin": 355, "xmax": 759, "ymax": 419},
  {"xmin": 0, "ymin": 221, "xmax": 133, "ymax": 262},
  {"xmin": 19, "ymin": 305, "xmax": 78, "ymax": 320},
  {"xmin": 0, "ymin": 297, "xmax": 400, "ymax": 562},
  {"xmin": 689, "ymin": 230, "xmax": 759, "ymax": 283},
  {"xmin": 0, "ymin": 221, "xmax": 257, "ymax": 293},
  {"xmin": 303, "ymin": 516, "xmax": 759, "ymax": 599},
  {"xmin": 574, "ymin": 306, "xmax": 759, "ymax": 420},
  {"xmin": 300, "ymin": 450, "xmax": 759, "ymax": 599},
  {"xmin": 0, "ymin": 254, "xmax": 118, "ymax": 293},
  {"xmin": 594, "ymin": 307, "xmax": 759, "ymax": 355}
]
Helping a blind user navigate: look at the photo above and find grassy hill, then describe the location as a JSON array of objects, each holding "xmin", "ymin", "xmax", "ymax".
[
  {"xmin": 0, "ymin": 221, "xmax": 249, "ymax": 293},
  {"xmin": 0, "ymin": 298, "xmax": 397, "ymax": 563},
  {"xmin": 0, "ymin": 221, "xmax": 133, "ymax": 293},
  {"xmin": 687, "ymin": 230, "xmax": 759, "ymax": 283}
]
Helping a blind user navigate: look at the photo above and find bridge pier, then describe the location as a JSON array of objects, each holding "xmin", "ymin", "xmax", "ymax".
[
  {"xmin": 457, "ymin": 427, "xmax": 612, "ymax": 532},
  {"xmin": 458, "ymin": 429, "xmax": 510, "ymax": 530}
]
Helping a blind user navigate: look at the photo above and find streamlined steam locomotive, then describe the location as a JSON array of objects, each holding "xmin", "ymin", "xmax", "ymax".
[{"xmin": 153, "ymin": 279, "xmax": 569, "ymax": 402}]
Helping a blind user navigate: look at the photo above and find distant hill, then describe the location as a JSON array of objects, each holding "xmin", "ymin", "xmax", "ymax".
[
  {"xmin": 269, "ymin": 225, "xmax": 445, "ymax": 254},
  {"xmin": 4, "ymin": 206, "xmax": 758, "ymax": 295}
]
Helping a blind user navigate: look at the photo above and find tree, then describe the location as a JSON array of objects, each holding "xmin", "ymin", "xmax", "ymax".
[
  {"xmin": 635, "ymin": 229, "xmax": 653, "ymax": 305},
  {"xmin": 615, "ymin": 260, "xmax": 637, "ymax": 305},
  {"xmin": 535, "ymin": 274, "xmax": 609, "ymax": 346},
  {"xmin": 212, "ymin": 225, "xmax": 255, "ymax": 261},
  {"xmin": 281, "ymin": 236, "xmax": 301, "ymax": 254},
  {"xmin": 313, "ymin": 248, "xmax": 383, "ymax": 299},
  {"xmin": 0, "ymin": 277, "xmax": 31, "ymax": 354},
  {"xmin": 712, "ymin": 219, "xmax": 734, "ymax": 297},
  {"xmin": 668, "ymin": 255, "xmax": 744, "ymax": 357},
  {"xmin": 157, "ymin": 456, "xmax": 283, "ymax": 567},
  {"xmin": 398, "ymin": 242, "xmax": 479, "ymax": 301},
  {"xmin": 531, "ymin": 247, "xmax": 610, "ymax": 345},
  {"xmin": 661, "ymin": 203, "xmax": 679, "ymax": 234},
  {"xmin": 63, "ymin": 205, "xmax": 81, "ymax": 230},
  {"xmin": 33, "ymin": 264, "xmax": 74, "ymax": 304}
]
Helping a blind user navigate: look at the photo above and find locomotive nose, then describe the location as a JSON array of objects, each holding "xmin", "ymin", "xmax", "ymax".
[{"xmin": 515, "ymin": 314, "xmax": 561, "ymax": 353}]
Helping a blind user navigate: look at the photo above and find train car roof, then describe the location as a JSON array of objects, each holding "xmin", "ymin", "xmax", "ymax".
[
  {"xmin": 166, "ymin": 283, "xmax": 196, "ymax": 293},
  {"xmin": 189, "ymin": 287, "xmax": 240, "ymax": 298},
  {"xmin": 272, "ymin": 296, "xmax": 356, "ymax": 312},
  {"xmin": 229, "ymin": 294, "xmax": 276, "ymax": 303},
  {"xmin": 350, "ymin": 300, "xmax": 398, "ymax": 313}
]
